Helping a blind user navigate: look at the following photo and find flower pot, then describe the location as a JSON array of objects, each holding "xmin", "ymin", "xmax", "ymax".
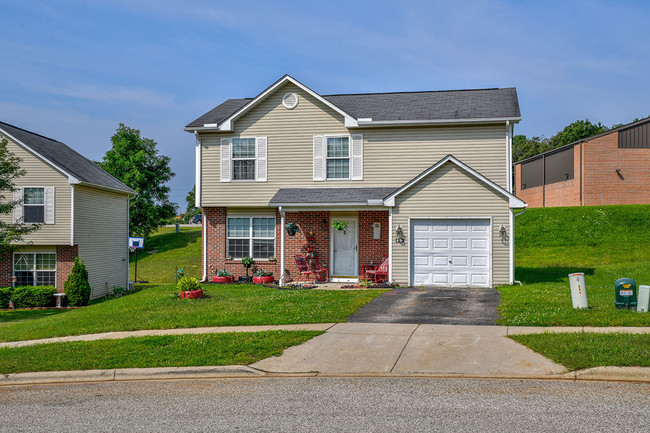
[
  {"xmin": 179, "ymin": 289, "xmax": 204, "ymax": 299},
  {"xmin": 213, "ymin": 276, "xmax": 231, "ymax": 283},
  {"xmin": 286, "ymin": 229, "xmax": 296, "ymax": 236},
  {"xmin": 238, "ymin": 276, "xmax": 252, "ymax": 283},
  {"xmin": 253, "ymin": 276, "xmax": 274, "ymax": 284}
]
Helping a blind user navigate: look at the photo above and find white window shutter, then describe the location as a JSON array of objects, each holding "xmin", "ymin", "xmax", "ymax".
[
  {"xmin": 13, "ymin": 187, "xmax": 23, "ymax": 223},
  {"xmin": 313, "ymin": 136, "xmax": 325, "ymax": 181},
  {"xmin": 351, "ymin": 134, "xmax": 363, "ymax": 180},
  {"xmin": 220, "ymin": 138, "xmax": 231, "ymax": 182},
  {"xmin": 256, "ymin": 137, "xmax": 268, "ymax": 182},
  {"xmin": 45, "ymin": 187, "xmax": 55, "ymax": 224}
]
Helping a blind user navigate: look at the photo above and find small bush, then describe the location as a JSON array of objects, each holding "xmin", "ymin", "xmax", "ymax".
[
  {"xmin": 11, "ymin": 285, "xmax": 57, "ymax": 308},
  {"xmin": 0, "ymin": 287, "xmax": 13, "ymax": 309},
  {"xmin": 177, "ymin": 276, "xmax": 201, "ymax": 292},
  {"xmin": 65, "ymin": 257, "xmax": 91, "ymax": 307}
]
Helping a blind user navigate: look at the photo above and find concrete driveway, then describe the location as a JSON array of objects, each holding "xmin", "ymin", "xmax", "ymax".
[{"xmin": 347, "ymin": 287, "xmax": 501, "ymax": 325}]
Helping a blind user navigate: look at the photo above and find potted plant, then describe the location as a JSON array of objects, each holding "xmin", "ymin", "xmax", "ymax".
[
  {"xmin": 302, "ymin": 244, "xmax": 317, "ymax": 267},
  {"xmin": 213, "ymin": 269, "xmax": 233, "ymax": 283},
  {"xmin": 252, "ymin": 269, "xmax": 274, "ymax": 284},
  {"xmin": 332, "ymin": 220, "xmax": 349, "ymax": 233},
  {"xmin": 177, "ymin": 276, "xmax": 204, "ymax": 299},
  {"xmin": 285, "ymin": 222, "xmax": 300, "ymax": 236},
  {"xmin": 239, "ymin": 256, "xmax": 255, "ymax": 282},
  {"xmin": 305, "ymin": 230, "xmax": 316, "ymax": 241}
]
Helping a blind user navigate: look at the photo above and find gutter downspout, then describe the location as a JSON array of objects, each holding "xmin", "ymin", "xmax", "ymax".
[
  {"xmin": 279, "ymin": 206, "xmax": 286, "ymax": 285},
  {"xmin": 195, "ymin": 131, "xmax": 207, "ymax": 282},
  {"xmin": 388, "ymin": 206, "xmax": 393, "ymax": 283},
  {"xmin": 506, "ymin": 121, "xmax": 512, "ymax": 192},
  {"xmin": 511, "ymin": 207, "xmax": 527, "ymax": 285}
]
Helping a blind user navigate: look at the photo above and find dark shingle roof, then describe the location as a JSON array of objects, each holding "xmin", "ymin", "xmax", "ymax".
[
  {"xmin": 0, "ymin": 121, "xmax": 134, "ymax": 194},
  {"xmin": 186, "ymin": 87, "xmax": 520, "ymax": 128},
  {"xmin": 269, "ymin": 187, "xmax": 397, "ymax": 205}
]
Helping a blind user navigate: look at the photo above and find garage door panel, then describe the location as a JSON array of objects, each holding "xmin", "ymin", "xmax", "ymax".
[{"xmin": 411, "ymin": 219, "xmax": 491, "ymax": 288}]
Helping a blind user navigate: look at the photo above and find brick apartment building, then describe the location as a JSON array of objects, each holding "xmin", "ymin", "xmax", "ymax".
[{"xmin": 514, "ymin": 117, "xmax": 650, "ymax": 208}]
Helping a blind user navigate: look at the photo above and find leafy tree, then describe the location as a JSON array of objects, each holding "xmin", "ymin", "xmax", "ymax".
[
  {"xmin": 183, "ymin": 185, "xmax": 200, "ymax": 223},
  {"xmin": 64, "ymin": 257, "xmax": 91, "ymax": 306},
  {"xmin": 548, "ymin": 119, "xmax": 608, "ymax": 149},
  {"xmin": 99, "ymin": 124, "xmax": 176, "ymax": 237},
  {"xmin": 0, "ymin": 138, "xmax": 40, "ymax": 254},
  {"xmin": 512, "ymin": 135, "xmax": 551, "ymax": 162}
]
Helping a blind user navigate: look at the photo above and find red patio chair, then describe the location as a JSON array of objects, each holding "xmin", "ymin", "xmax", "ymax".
[
  {"xmin": 310, "ymin": 258, "xmax": 329, "ymax": 283},
  {"xmin": 364, "ymin": 256, "xmax": 389, "ymax": 284},
  {"xmin": 295, "ymin": 255, "xmax": 316, "ymax": 283}
]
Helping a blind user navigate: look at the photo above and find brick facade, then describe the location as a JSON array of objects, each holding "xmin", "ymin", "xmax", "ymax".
[
  {"xmin": 515, "ymin": 131, "xmax": 650, "ymax": 208},
  {"xmin": 0, "ymin": 252, "xmax": 11, "ymax": 287},
  {"xmin": 55, "ymin": 245, "xmax": 78, "ymax": 292},
  {"xmin": 202, "ymin": 208, "xmax": 389, "ymax": 282}
]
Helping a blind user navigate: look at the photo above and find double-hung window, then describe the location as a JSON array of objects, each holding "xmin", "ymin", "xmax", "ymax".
[
  {"xmin": 227, "ymin": 216, "xmax": 275, "ymax": 259},
  {"xmin": 13, "ymin": 253, "xmax": 56, "ymax": 286},
  {"xmin": 23, "ymin": 187, "xmax": 45, "ymax": 223},
  {"xmin": 326, "ymin": 137, "xmax": 350, "ymax": 179},
  {"xmin": 232, "ymin": 138, "xmax": 256, "ymax": 181}
]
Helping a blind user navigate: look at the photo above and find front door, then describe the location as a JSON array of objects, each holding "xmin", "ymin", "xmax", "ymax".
[{"xmin": 331, "ymin": 215, "xmax": 358, "ymax": 281}]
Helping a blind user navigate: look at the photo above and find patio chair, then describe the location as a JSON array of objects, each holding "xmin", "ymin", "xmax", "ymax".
[
  {"xmin": 364, "ymin": 256, "xmax": 389, "ymax": 284},
  {"xmin": 295, "ymin": 255, "xmax": 329, "ymax": 283}
]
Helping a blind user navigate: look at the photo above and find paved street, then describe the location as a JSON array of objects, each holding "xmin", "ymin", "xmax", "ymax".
[
  {"xmin": 1, "ymin": 377, "xmax": 648, "ymax": 432},
  {"xmin": 348, "ymin": 287, "xmax": 501, "ymax": 325}
]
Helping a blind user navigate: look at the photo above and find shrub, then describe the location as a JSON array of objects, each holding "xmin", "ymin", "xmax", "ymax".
[
  {"xmin": 253, "ymin": 269, "xmax": 273, "ymax": 277},
  {"xmin": 177, "ymin": 276, "xmax": 201, "ymax": 292},
  {"xmin": 65, "ymin": 257, "xmax": 91, "ymax": 307},
  {"xmin": 11, "ymin": 285, "xmax": 57, "ymax": 308},
  {"xmin": 216, "ymin": 269, "xmax": 232, "ymax": 277},
  {"xmin": 0, "ymin": 287, "xmax": 13, "ymax": 309}
]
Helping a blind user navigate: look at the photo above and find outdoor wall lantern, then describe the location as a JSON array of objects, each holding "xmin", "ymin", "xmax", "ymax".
[
  {"xmin": 395, "ymin": 225, "xmax": 405, "ymax": 244},
  {"xmin": 372, "ymin": 222, "xmax": 381, "ymax": 240},
  {"xmin": 499, "ymin": 224, "xmax": 507, "ymax": 242}
]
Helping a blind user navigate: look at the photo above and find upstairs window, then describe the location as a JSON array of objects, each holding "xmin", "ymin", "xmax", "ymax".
[
  {"xmin": 232, "ymin": 138, "xmax": 256, "ymax": 181},
  {"xmin": 326, "ymin": 137, "xmax": 350, "ymax": 179},
  {"xmin": 23, "ymin": 187, "xmax": 45, "ymax": 223}
]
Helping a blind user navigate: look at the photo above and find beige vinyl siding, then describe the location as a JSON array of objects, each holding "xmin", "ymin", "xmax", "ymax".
[
  {"xmin": 199, "ymin": 82, "xmax": 508, "ymax": 207},
  {"xmin": 73, "ymin": 185, "xmax": 129, "ymax": 298},
  {"xmin": 0, "ymin": 136, "xmax": 71, "ymax": 244},
  {"xmin": 391, "ymin": 162, "xmax": 510, "ymax": 286}
]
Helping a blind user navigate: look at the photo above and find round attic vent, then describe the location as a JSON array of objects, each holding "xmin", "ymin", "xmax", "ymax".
[{"xmin": 282, "ymin": 92, "xmax": 299, "ymax": 110}]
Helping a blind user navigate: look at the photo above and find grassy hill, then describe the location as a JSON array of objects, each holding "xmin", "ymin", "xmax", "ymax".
[
  {"xmin": 500, "ymin": 204, "xmax": 650, "ymax": 326},
  {"xmin": 129, "ymin": 226, "xmax": 202, "ymax": 283}
]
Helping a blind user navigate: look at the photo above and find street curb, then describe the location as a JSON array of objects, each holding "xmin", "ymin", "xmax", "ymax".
[
  {"xmin": 0, "ymin": 365, "xmax": 265, "ymax": 386},
  {"xmin": 1, "ymin": 365, "xmax": 648, "ymax": 386}
]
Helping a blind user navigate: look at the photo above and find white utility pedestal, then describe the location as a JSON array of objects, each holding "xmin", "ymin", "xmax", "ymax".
[
  {"xmin": 638, "ymin": 285, "xmax": 649, "ymax": 313},
  {"xmin": 569, "ymin": 273, "xmax": 588, "ymax": 309}
]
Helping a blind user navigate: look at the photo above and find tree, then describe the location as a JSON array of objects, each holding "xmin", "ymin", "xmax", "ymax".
[
  {"xmin": 183, "ymin": 185, "xmax": 200, "ymax": 223},
  {"xmin": 512, "ymin": 135, "xmax": 551, "ymax": 162},
  {"xmin": 99, "ymin": 124, "xmax": 176, "ymax": 238},
  {"xmin": 0, "ymin": 138, "xmax": 40, "ymax": 254},
  {"xmin": 548, "ymin": 119, "xmax": 608, "ymax": 149}
]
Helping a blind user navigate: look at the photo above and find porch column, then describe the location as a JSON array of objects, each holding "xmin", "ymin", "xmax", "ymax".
[{"xmin": 279, "ymin": 206, "xmax": 286, "ymax": 285}]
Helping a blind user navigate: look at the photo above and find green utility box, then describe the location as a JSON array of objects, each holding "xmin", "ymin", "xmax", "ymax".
[{"xmin": 614, "ymin": 278, "xmax": 638, "ymax": 309}]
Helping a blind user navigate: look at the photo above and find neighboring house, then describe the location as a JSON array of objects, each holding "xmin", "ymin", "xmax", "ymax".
[
  {"xmin": 185, "ymin": 75, "xmax": 525, "ymax": 288},
  {"xmin": 0, "ymin": 122, "xmax": 134, "ymax": 298},
  {"xmin": 515, "ymin": 117, "xmax": 650, "ymax": 208}
]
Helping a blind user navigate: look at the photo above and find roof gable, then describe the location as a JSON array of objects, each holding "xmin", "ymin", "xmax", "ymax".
[
  {"xmin": 384, "ymin": 155, "xmax": 526, "ymax": 208},
  {"xmin": 0, "ymin": 122, "xmax": 134, "ymax": 194}
]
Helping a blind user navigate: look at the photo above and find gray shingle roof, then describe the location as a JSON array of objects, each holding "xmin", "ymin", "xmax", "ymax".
[
  {"xmin": 0, "ymin": 121, "xmax": 134, "ymax": 194},
  {"xmin": 269, "ymin": 187, "xmax": 397, "ymax": 205},
  {"xmin": 186, "ymin": 87, "xmax": 520, "ymax": 128}
]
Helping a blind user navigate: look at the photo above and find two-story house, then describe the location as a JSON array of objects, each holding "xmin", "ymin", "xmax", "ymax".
[
  {"xmin": 0, "ymin": 122, "xmax": 134, "ymax": 298},
  {"xmin": 186, "ymin": 75, "xmax": 525, "ymax": 287}
]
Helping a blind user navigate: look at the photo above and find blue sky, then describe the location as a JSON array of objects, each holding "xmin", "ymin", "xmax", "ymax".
[{"xmin": 2, "ymin": 0, "xmax": 648, "ymax": 208}]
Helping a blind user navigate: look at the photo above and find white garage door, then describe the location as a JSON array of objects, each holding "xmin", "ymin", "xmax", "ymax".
[{"xmin": 411, "ymin": 219, "xmax": 491, "ymax": 287}]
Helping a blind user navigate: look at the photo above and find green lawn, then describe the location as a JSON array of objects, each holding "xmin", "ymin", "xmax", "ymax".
[
  {"xmin": 129, "ymin": 226, "xmax": 202, "ymax": 283},
  {"xmin": 0, "ymin": 331, "xmax": 322, "ymax": 374},
  {"xmin": 498, "ymin": 205, "xmax": 650, "ymax": 327},
  {"xmin": 0, "ymin": 283, "xmax": 385, "ymax": 342},
  {"xmin": 509, "ymin": 332, "xmax": 650, "ymax": 371}
]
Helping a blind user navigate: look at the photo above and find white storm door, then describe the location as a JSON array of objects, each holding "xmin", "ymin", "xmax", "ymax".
[
  {"xmin": 411, "ymin": 219, "xmax": 491, "ymax": 288},
  {"xmin": 331, "ymin": 218, "xmax": 358, "ymax": 277}
]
